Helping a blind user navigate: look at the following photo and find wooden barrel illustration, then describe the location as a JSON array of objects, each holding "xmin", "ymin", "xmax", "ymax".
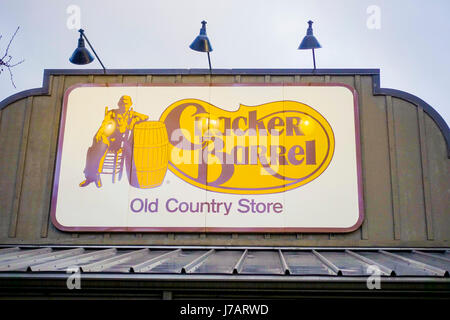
[{"xmin": 129, "ymin": 121, "xmax": 169, "ymax": 188}]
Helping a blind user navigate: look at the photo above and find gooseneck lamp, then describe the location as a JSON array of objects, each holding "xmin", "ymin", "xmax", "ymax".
[
  {"xmin": 189, "ymin": 21, "xmax": 213, "ymax": 73},
  {"xmin": 298, "ymin": 20, "xmax": 322, "ymax": 70},
  {"xmin": 69, "ymin": 29, "xmax": 106, "ymax": 73}
]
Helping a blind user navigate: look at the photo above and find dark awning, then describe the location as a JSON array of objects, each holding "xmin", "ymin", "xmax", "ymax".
[{"xmin": 0, "ymin": 246, "xmax": 449, "ymax": 299}]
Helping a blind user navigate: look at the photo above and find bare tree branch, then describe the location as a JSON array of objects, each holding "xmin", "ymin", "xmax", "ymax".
[
  {"xmin": 9, "ymin": 59, "xmax": 25, "ymax": 68},
  {"xmin": 7, "ymin": 64, "xmax": 17, "ymax": 88},
  {"xmin": 0, "ymin": 26, "xmax": 24, "ymax": 88},
  {"xmin": 1, "ymin": 26, "xmax": 20, "ymax": 60}
]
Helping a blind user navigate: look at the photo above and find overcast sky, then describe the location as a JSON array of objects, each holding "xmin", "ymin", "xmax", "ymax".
[{"xmin": 1, "ymin": 0, "xmax": 449, "ymax": 124}]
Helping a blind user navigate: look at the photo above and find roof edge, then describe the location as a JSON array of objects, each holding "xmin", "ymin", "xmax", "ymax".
[
  {"xmin": 0, "ymin": 68, "xmax": 448, "ymax": 157},
  {"xmin": 372, "ymin": 74, "xmax": 450, "ymax": 158},
  {"xmin": 0, "ymin": 68, "xmax": 380, "ymax": 111}
]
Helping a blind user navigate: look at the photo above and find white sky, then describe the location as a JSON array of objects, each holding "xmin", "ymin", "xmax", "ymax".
[{"xmin": 1, "ymin": 0, "xmax": 449, "ymax": 125}]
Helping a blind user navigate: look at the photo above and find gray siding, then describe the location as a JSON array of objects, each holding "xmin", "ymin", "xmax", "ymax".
[{"xmin": 0, "ymin": 73, "xmax": 448, "ymax": 246}]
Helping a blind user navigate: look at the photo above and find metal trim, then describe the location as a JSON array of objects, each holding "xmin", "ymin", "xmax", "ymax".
[
  {"xmin": 0, "ymin": 246, "xmax": 448, "ymax": 279},
  {"xmin": 345, "ymin": 250, "xmax": 395, "ymax": 276},
  {"xmin": 0, "ymin": 248, "xmax": 52, "ymax": 262},
  {"xmin": 30, "ymin": 248, "xmax": 117, "ymax": 272},
  {"xmin": 80, "ymin": 248, "xmax": 148, "ymax": 272},
  {"xmin": 181, "ymin": 249, "xmax": 215, "ymax": 274},
  {"xmin": 1, "ymin": 272, "xmax": 448, "ymax": 284},
  {"xmin": 0, "ymin": 247, "xmax": 20, "ymax": 255},
  {"xmin": 131, "ymin": 249, "xmax": 181, "ymax": 273},
  {"xmin": 233, "ymin": 249, "xmax": 248, "ymax": 274},
  {"xmin": 0, "ymin": 248, "xmax": 84, "ymax": 271},
  {"xmin": 312, "ymin": 250, "xmax": 342, "ymax": 276},
  {"xmin": 1, "ymin": 244, "xmax": 449, "ymax": 251},
  {"xmin": 413, "ymin": 250, "xmax": 450, "ymax": 263},
  {"xmin": 379, "ymin": 250, "xmax": 449, "ymax": 277},
  {"xmin": 278, "ymin": 250, "xmax": 291, "ymax": 275}
]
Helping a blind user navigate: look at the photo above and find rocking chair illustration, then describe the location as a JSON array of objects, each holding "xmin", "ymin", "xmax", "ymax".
[{"xmin": 100, "ymin": 145, "xmax": 125, "ymax": 183}]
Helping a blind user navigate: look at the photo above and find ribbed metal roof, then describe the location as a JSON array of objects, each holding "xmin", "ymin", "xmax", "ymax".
[{"xmin": 0, "ymin": 246, "xmax": 449, "ymax": 278}]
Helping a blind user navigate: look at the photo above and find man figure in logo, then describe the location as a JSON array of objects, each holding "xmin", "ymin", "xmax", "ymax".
[{"xmin": 79, "ymin": 95, "xmax": 149, "ymax": 187}]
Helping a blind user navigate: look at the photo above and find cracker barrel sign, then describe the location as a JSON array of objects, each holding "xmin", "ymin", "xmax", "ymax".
[{"xmin": 51, "ymin": 83, "xmax": 363, "ymax": 232}]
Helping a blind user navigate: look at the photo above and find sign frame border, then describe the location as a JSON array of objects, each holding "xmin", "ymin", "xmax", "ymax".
[{"xmin": 50, "ymin": 82, "xmax": 364, "ymax": 233}]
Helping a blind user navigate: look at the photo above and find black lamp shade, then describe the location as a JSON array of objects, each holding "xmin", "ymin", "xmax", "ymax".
[
  {"xmin": 69, "ymin": 37, "xmax": 94, "ymax": 65},
  {"xmin": 298, "ymin": 20, "xmax": 321, "ymax": 50},
  {"xmin": 190, "ymin": 21, "xmax": 213, "ymax": 52}
]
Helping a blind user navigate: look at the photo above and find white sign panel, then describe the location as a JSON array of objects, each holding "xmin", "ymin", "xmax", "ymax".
[{"xmin": 51, "ymin": 83, "xmax": 363, "ymax": 232}]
